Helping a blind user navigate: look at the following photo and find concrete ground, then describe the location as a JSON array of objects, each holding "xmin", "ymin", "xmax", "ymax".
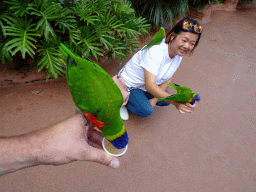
[{"xmin": 0, "ymin": 6, "xmax": 256, "ymax": 192}]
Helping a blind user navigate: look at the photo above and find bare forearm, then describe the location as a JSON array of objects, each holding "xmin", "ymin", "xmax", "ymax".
[
  {"xmin": 146, "ymin": 78, "xmax": 175, "ymax": 107},
  {"xmin": 0, "ymin": 135, "xmax": 37, "ymax": 176},
  {"xmin": 145, "ymin": 83, "xmax": 170, "ymax": 98},
  {"xmin": 146, "ymin": 78, "xmax": 173, "ymax": 98},
  {"xmin": 158, "ymin": 77, "xmax": 173, "ymax": 92}
]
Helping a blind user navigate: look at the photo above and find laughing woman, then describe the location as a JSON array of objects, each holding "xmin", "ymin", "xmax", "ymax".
[{"xmin": 119, "ymin": 18, "xmax": 203, "ymax": 120}]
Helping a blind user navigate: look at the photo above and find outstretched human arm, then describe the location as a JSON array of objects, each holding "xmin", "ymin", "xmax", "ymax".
[
  {"xmin": 0, "ymin": 113, "xmax": 120, "ymax": 176},
  {"xmin": 144, "ymin": 69, "xmax": 171, "ymax": 98},
  {"xmin": 144, "ymin": 69, "xmax": 195, "ymax": 114}
]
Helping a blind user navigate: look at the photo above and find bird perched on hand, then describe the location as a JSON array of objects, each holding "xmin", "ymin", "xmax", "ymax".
[
  {"xmin": 59, "ymin": 43, "xmax": 128, "ymax": 149},
  {"xmin": 158, "ymin": 83, "xmax": 201, "ymax": 105},
  {"xmin": 141, "ymin": 25, "xmax": 166, "ymax": 51}
]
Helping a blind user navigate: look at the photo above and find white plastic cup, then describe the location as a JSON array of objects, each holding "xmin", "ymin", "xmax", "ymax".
[{"xmin": 102, "ymin": 137, "xmax": 128, "ymax": 157}]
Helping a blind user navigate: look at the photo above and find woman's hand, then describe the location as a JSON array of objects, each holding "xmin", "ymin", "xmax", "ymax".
[{"xmin": 171, "ymin": 101, "xmax": 196, "ymax": 114}]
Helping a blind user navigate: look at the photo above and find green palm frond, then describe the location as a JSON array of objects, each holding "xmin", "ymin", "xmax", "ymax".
[
  {"xmin": 1, "ymin": 0, "xmax": 150, "ymax": 79},
  {"xmin": 54, "ymin": 7, "xmax": 76, "ymax": 34},
  {"xmin": 58, "ymin": 0, "xmax": 81, "ymax": 7},
  {"xmin": 4, "ymin": 0, "xmax": 31, "ymax": 17},
  {"xmin": 189, "ymin": 0, "xmax": 223, "ymax": 10},
  {"xmin": 4, "ymin": 16, "xmax": 40, "ymax": 58},
  {"xmin": 27, "ymin": 0, "xmax": 63, "ymax": 40},
  {"xmin": 78, "ymin": 26, "xmax": 104, "ymax": 59},
  {"xmin": 130, "ymin": 0, "xmax": 189, "ymax": 28},
  {"xmin": 111, "ymin": 40, "xmax": 128, "ymax": 59},
  {"xmin": 111, "ymin": 0, "xmax": 134, "ymax": 15},
  {"xmin": 87, "ymin": 0, "xmax": 111, "ymax": 16},
  {"xmin": 0, "ymin": 14, "xmax": 11, "ymax": 38},
  {"xmin": 69, "ymin": 27, "xmax": 104, "ymax": 59},
  {"xmin": 0, "ymin": 3, "xmax": 17, "ymax": 37},
  {"xmin": 0, "ymin": 33, "xmax": 12, "ymax": 64},
  {"xmin": 0, "ymin": 43, "xmax": 12, "ymax": 64},
  {"xmin": 37, "ymin": 40, "xmax": 65, "ymax": 80},
  {"xmin": 75, "ymin": 2, "xmax": 99, "ymax": 26}
]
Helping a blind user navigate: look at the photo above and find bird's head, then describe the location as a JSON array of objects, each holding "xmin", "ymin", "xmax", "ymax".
[
  {"xmin": 160, "ymin": 25, "xmax": 166, "ymax": 35},
  {"xmin": 193, "ymin": 94, "xmax": 201, "ymax": 103},
  {"xmin": 188, "ymin": 93, "xmax": 201, "ymax": 105}
]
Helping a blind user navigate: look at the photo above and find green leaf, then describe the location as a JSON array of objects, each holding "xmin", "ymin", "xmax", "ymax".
[
  {"xmin": 75, "ymin": 2, "xmax": 99, "ymax": 26},
  {"xmin": 37, "ymin": 40, "xmax": 65, "ymax": 80},
  {"xmin": 4, "ymin": 0, "xmax": 31, "ymax": 17},
  {"xmin": 54, "ymin": 8, "xmax": 76, "ymax": 34},
  {"xmin": 0, "ymin": 0, "xmax": 150, "ymax": 76},
  {"xmin": 0, "ymin": 33, "xmax": 12, "ymax": 64},
  {"xmin": 4, "ymin": 16, "xmax": 40, "ymax": 59},
  {"xmin": 27, "ymin": 0, "xmax": 63, "ymax": 40},
  {"xmin": 130, "ymin": 0, "xmax": 189, "ymax": 27}
]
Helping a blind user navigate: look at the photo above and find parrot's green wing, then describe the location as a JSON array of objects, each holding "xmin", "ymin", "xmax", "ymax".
[
  {"xmin": 60, "ymin": 44, "xmax": 123, "ymax": 117},
  {"xmin": 141, "ymin": 27, "xmax": 165, "ymax": 51},
  {"xmin": 158, "ymin": 92, "xmax": 196, "ymax": 104},
  {"xmin": 166, "ymin": 83, "xmax": 192, "ymax": 93},
  {"xmin": 59, "ymin": 43, "xmax": 128, "ymax": 149}
]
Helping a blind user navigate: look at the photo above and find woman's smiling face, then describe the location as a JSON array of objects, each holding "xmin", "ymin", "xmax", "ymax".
[{"xmin": 168, "ymin": 31, "xmax": 199, "ymax": 58}]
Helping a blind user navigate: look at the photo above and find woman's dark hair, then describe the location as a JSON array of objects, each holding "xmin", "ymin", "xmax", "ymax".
[{"xmin": 165, "ymin": 18, "xmax": 202, "ymax": 54}]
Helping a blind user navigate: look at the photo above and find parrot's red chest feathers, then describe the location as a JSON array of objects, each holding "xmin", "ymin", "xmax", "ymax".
[{"xmin": 83, "ymin": 111, "xmax": 107, "ymax": 130}]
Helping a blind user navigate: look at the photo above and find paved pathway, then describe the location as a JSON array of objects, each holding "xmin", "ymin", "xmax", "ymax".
[{"xmin": 0, "ymin": 7, "xmax": 256, "ymax": 192}]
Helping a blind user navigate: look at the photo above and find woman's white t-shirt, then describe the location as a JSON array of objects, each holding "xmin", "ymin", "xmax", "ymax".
[{"xmin": 121, "ymin": 39, "xmax": 182, "ymax": 91}]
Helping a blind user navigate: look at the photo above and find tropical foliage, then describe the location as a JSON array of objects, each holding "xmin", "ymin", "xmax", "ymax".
[
  {"xmin": 188, "ymin": 0, "xmax": 254, "ymax": 10},
  {"xmin": 0, "ymin": 0, "xmax": 150, "ymax": 79},
  {"xmin": 188, "ymin": 0, "xmax": 223, "ymax": 10},
  {"xmin": 129, "ymin": 0, "xmax": 254, "ymax": 28},
  {"xmin": 129, "ymin": 0, "xmax": 189, "ymax": 29}
]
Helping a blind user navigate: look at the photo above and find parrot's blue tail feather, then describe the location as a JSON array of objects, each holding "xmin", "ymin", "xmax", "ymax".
[{"xmin": 111, "ymin": 132, "xmax": 129, "ymax": 149}]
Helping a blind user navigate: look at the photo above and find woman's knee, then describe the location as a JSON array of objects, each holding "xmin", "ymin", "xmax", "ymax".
[
  {"xmin": 140, "ymin": 107, "xmax": 153, "ymax": 117},
  {"xmin": 126, "ymin": 102, "xmax": 153, "ymax": 117},
  {"xmin": 136, "ymin": 105, "xmax": 153, "ymax": 117},
  {"xmin": 127, "ymin": 88, "xmax": 153, "ymax": 117}
]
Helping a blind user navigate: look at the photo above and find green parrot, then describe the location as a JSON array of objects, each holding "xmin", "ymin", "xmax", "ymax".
[
  {"xmin": 158, "ymin": 83, "xmax": 201, "ymax": 105},
  {"xmin": 59, "ymin": 43, "xmax": 128, "ymax": 149},
  {"xmin": 141, "ymin": 25, "xmax": 166, "ymax": 51}
]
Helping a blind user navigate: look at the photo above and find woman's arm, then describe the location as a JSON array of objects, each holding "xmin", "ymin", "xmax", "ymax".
[
  {"xmin": 159, "ymin": 77, "xmax": 173, "ymax": 91},
  {"xmin": 144, "ymin": 69, "xmax": 195, "ymax": 113},
  {"xmin": 144, "ymin": 69, "xmax": 171, "ymax": 98}
]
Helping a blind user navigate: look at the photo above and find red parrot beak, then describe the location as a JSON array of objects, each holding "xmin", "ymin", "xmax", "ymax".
[{"xmin": 197, "ymin": 100, "xmax": 200, "ymax": 103}]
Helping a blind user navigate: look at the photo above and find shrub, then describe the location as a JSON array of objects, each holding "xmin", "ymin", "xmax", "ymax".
[
  {"xmin": 0, "ymin": 0, "xmax": 150, "ymax": 80},
  {"xmin": 129, "ymin": 0, "xmax": 254, "ymax": 28},
  {"xmin": 129, "ymin": 0, "xmax": 189, "ymax": 29}
]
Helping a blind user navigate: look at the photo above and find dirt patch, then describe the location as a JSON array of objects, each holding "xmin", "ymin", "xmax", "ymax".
[{"xmin": 0, "ymin": 64, "xmax": 61, "ymax": 88}]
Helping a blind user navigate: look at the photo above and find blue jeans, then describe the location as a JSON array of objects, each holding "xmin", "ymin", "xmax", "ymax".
[{"xmin": 126, "ymin": 88, "xmax": 170, "ymax": 117}]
